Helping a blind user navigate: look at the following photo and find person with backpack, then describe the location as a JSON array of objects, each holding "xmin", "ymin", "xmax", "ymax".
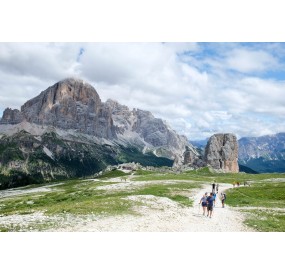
[
  {"xmin": 206, "ymin": 192, "xmax": 215, "ymax": 218},
  {"xmin": 212, "ymin": 181, "xmax": 216, "ymax": 193},
  {"xmin": 213, "ymin": 192, "xmax": 217, "ymax": 207},
  {"xmin": 199, "ymin": 192, "xmax": 208, "ymax": 216},
  {"xmin": 216, "ymin": 183, "xmax": 219, "ymax": 193},
  {"xmin": 221, "ymin": 192, "xmax": 226, "ymax": 208}
]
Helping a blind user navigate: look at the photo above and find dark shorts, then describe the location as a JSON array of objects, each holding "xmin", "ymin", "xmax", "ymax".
[
  {"xmin": 202, "ymin": 202, "xmax": 207, "ymax": 207},
  {"xmin": 207, "ymin": 205, "xmax": 213, "ymax": 211}
]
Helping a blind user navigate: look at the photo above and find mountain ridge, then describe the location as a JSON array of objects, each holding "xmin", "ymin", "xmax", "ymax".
[
  {"xmin": 0, "ymin": 78, "xmax": 196, "ymax": 188},
  {"xmin": 238, "ymin": 132, "xmax": 285, "ymax": 173},
  {"xmin": 1, "ymin": 78, "xmax": 194, "ymax": 161}
]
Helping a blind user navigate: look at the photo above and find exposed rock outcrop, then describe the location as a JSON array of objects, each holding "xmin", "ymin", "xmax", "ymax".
[
  {"xmin": 0, "ymin": 79, "xmax": 193, "ymax": 161},
  {"xmin": 1, "ymin": 108, "xmax": 24, "ymax": 125},
  {"xmin": 1, "ymin": 78, "xmax": 116, "ymax": 139},
  {"xmin": 0, "ymin": 78, "xmax": 198, "ymax": 186},
  {"xmin": 105, "ymin": 99, "xmax": 194, "ymax": 162},
  {"xmin": 204, "ymin": 133, "xmax": 239, "ymax": 173}
]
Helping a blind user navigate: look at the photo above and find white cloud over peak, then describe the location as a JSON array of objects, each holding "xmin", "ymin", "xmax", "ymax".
[{"xmin": 0, "ymin": 42, "xmax": 285, "ymax": 140}]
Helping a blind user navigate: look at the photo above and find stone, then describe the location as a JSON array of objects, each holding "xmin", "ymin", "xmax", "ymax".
[
  {"xmin": 204, "ymin": 133, "xmax": 239, "ymax": 173},
  {"xmin": 0, "ymin": 108, "xmax": 24, "ymax": 125}
]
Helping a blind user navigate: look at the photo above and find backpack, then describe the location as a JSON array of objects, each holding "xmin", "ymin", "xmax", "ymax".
[{"xmin": 223, "ymin": 193, "xmax": 226, "ymax": 199}]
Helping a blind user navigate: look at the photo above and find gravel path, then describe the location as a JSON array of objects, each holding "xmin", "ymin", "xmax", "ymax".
[
  {"xmin": 0, "ymin": 180, "xmax": 254, "ymax": 232},
  {"xmin": 52, "ymin": 183, "xmax": 253, "ymax": 232}
]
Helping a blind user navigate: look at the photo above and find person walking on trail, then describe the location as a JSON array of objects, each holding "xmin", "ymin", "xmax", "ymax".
[
  {"xmin": 212, "ymin": 181, "xmax": 216, "ymax": 193},
  {"xmin": 216, "ymin": 183, "xmax": 219, "ymax": 193},
  {"xmin": 199, "ymin": 192, "xmax": 208, "ymax": 216},
  {"xmin": 206, "ymin": 193, "xmax": 214, "ymax": 218},
  {"xmin": 221, "ymin": 192, "xmax": 226, "ymax": 208},
  {"xmin": 213, "ymin": 192, "xmax": 217, "ymax": 207}
]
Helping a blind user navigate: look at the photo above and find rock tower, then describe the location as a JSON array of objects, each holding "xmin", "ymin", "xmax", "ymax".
[{"xmin": 204, "ymin": 133, "xmax": 239, "ymax": 173}]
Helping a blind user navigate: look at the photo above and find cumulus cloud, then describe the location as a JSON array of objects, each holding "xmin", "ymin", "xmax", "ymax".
[
  {"xmin": 225, "ymin": 48, "xmax": 279, "ymax": 73},
  {"xmin": 0, "ymin": 42, "xmax": 285, "ymax": 140}
]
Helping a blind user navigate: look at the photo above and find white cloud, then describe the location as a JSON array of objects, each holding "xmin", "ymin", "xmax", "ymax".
[
  {"xmin": 0, "ymin": 42, "xmax": 285, "ymax": 140},
  {"xmin": 225, "ymin": 48, "xmax": 279, "ymax": 73}
]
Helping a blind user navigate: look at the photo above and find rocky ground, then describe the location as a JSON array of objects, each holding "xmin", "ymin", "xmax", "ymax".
[
  {"xmin": 0, "ymin": 177, "xmax": 253, "ymax": 232},
  {"xmin": 51, "ymin": 183, "xmax": 252, "ymax": 232}
]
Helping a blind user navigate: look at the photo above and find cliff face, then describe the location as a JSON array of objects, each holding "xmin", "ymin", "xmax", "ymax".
[
  {"xmin": 20, "ymin": 78, "xmax": 116, "ymax": 139},
  {"xmin": 1, "ymin": 108, "xmax": 25, "ymax": 125},
  {"xmin": 105, "ymin": 99, "xmax": 193, "ymax": 161},
  {"xmin": 0, "ymin": 78, "xmax": 199, "ymax": 188},
  {"xmin": 0, "ymin": 79, "xmax": 193, "ymax": 160},
  {"xmin": 204, "ymin": 133, "xmax": 239, "ymax": 173}
]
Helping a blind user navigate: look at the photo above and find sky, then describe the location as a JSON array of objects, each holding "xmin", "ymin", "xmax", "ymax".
[{"xmin": 0, "ymin": 42, "xmax": 285, "ymax": 141}]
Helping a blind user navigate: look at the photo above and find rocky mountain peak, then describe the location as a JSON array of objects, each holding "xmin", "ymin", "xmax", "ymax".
[
  {"xmin": 21, "ymin": 78, "xmax": 101, "ymax": 113},
  {"xmin": 1, "ymin": 78, "xmax": 116, "ymax": 139},
  {"xmin": 0, "ymin": 78, "xmax": 198, "ymax": 165},
  {"xmin": 204, "ymin": 133, "xmax": 239, "ymax": 173}
]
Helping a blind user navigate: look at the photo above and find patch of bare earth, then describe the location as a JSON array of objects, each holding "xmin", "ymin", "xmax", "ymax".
[
  {"xmin": 0, "ymin": 178, "xmax": 254, "ymax": 232},
  {"xmin": 50, "ymin": 183, "xmax": 253, "ymax": 232}
]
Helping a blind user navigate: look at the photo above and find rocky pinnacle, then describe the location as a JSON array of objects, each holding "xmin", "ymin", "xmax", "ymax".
[{"xmin": 204, "ymin": 133, "xmax": 239, "ymax": 173}]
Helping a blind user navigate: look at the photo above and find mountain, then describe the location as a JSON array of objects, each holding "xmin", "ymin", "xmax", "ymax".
[
  {"xmin": 204, "ymin": 133, "xmax": 239, "ymax": 173},
  {"xmin": 238, "ymin": 164, "xmax": 258, "ymax": 174},
  {"xmin": 238, "ymin": 133, "xmax": 285, "ymax": 173},
  {"xmin": 190, "ymin": 133, "xmax": 285, "ymax": 173},
  {"xmin": 190, "ymin": 139, "xmax": 208, "ymax": 149},
  {"xmin": 0, "ymin": 78, "xmax": 195, "ymax": 189}
]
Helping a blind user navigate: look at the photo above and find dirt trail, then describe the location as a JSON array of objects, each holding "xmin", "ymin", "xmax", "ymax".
[
  {"xmin": 0, "ymin": 177, "xmax": 253, "ymax": 232},
  {"xmin": 185, "ymin": 184, "xmax": 252, "ymax": 231},
  {"xmin": 53, "ymin": 182, "xmax": 253, "ymax": 232}
]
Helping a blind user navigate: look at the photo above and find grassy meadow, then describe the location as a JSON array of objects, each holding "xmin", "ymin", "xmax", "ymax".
[{"xmin": 0, "ymin": 167, "xmax": 285, "ymax": 231}]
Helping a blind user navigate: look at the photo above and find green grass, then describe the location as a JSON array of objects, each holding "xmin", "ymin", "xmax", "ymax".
[
  {"xmin": 226, "ymin": 182, "xmax": 285, "ymax": 208},
  {"xmin": 243, "ymin": 209, "xmax": 285, "ymax": 232},
  {"xmin": 133, "ymin": 167, "xmax": 285, "ymax": 183},
  {"xmin": 136, "ymin": 182, "xmax": 201, "ymax": 207},
  {"xmin": 1, "ymin": 170, "xmax": 285, "ymax": 231},
  {"xmin": 133, "ymin": 169, "xmax": 155, "ymax": 176},
  {"xmin": 0, "ymin": 179, "xmax": 199, "ymax": 218},
  {"xmin": 225, "ymin": 180, "xmax": 285, "ymax": 231},
  {"xmin": 97, "ymin": 170, "xmax": 128, "ymax": 179},
  {"xmin": 0, "ymin": 175, "xmax": 201, "ymax": 232}
]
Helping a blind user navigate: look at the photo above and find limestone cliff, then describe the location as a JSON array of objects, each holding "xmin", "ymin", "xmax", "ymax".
[
  {"xmin": 0, "ymin": 78, "xmax": 197, "ymax": 187},
  {"xmin": 204, "ymin": 133, "xmax": 239, "ymax": 173},
  {"xmin": 1, "ymin": 78, "xmax": 116, "ymax": 139}
]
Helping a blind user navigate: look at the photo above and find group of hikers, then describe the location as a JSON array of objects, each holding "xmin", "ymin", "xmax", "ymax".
[
  {"xmin": 199, "ymin": 181, "xmax": 226, "ymax": 218},
  {"xmin": 233, "ymin": 181, "xmax": 251, "ymax": 187}
]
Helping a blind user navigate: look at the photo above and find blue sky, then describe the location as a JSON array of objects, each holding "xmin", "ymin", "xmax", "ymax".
[{"xmin": 0, "ymin": 42, "xmax": 285, "ymax": 140}]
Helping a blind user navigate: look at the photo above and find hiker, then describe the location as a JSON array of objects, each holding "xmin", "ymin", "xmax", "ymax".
[
  {"xmin": 244, "ymin": 181, "xmax": 251, "ymax": 187},
  {"xmin": 221, "ymin": 192, "xmax": 226, "ymax": 208},
  {"xmin": 212, "ymin": 181, "xmax": 216, "ymax": 193},
  {"xmin": 206, "ymin": 192, "xmax": 214, "ymax": 218},
  {"xmin": 213, "ymin": 192, "xmax": 217, "ymax": 207},
  {"xmin": 199, "ymin": 192, "xmax": 208, "ymax": 216},
  {"xmin": 216, "ymin": 183, "xmax": 219, "ymax": 193}
]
